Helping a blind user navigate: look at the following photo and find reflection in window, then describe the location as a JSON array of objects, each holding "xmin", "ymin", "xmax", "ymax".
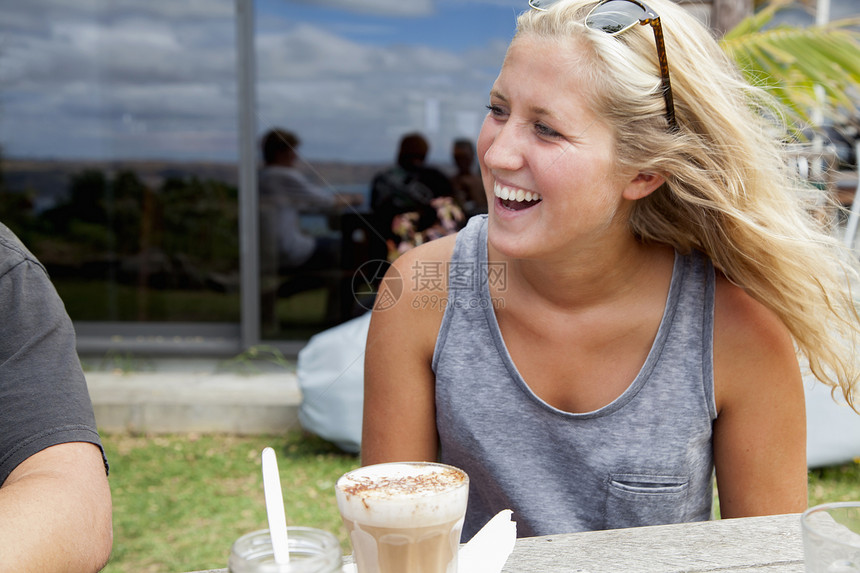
[
  {"xmin": 0, "ymin": 1, "xmax": 241, "ymax": 324},
  {"xmin": 0, "ymin": 0, "xmax": 520, "ymax": 340},
  {"xmin": 255, "ymin": 0, "xmax": 518, "ymax": 339}
]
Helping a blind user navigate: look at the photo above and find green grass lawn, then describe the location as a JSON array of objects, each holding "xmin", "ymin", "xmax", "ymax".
[
  {"xmin": 101, "ymin": 430, "xmax": 860, "ymax": 573},
  {"xmin": 102, "ymin": 432, "xmax": 360, "ymax": 573}
]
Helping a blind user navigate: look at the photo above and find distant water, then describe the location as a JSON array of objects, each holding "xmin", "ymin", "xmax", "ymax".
[
  {"xmin": 332, "ymin": 182, "xmax": 371, "ymax": 205},
  {"xmin": 302, "ymin": 182, "xmax": 371, "ymax": 236}
]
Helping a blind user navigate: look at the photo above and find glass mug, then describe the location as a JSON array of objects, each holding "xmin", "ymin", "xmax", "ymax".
[
  {"xmin": 801, "ymin": 502, "xmax": 860, "ymax": 573},
  {"xmin": 229, "ymin": 527, "xmax": 342, "ymax": 573},
  {"xmin": 335, "ymin": 461, "xmax": 470, "ymax": 573}
]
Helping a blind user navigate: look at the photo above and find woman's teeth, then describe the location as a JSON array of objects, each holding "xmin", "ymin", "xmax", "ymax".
[{"xmin": 494, "ymin": 183, "xmax": 542, "ymax": 205}]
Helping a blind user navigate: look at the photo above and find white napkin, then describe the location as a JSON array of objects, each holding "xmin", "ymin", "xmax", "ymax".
[
  {"xmin": 341, "ymin": 509, "xmax": 517, "ymax": 573},
  {"xmin": 458, "ymin": 509, "xmax": 517, "ymax": 572}
]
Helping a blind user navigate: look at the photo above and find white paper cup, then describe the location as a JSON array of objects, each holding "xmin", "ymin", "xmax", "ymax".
[{"xmin": 802, "ymin": 502, "xmax": 860, "ymax": 572}]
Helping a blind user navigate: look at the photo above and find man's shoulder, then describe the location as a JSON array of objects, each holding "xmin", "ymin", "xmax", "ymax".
[
  {"xmin": 0, "ymin": 224, "xmax": 42, "ymax": 276},
  {"xmin": 372, "ymin": 166, "xmax": 408, "ymax": 186}
]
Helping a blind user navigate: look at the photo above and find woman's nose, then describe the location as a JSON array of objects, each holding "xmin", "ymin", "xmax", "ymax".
[{"xmin": 482, "ymin": 122, "xmax": 525, "ymax": 173}]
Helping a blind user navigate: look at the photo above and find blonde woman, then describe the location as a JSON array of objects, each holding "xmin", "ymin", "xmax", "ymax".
[{"xmin": 362, "ymin": 0, "xmax": 860, "ymax": 541}]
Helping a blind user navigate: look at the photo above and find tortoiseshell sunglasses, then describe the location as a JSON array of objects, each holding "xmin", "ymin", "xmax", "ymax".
[{"xmin": 529, "ymin": 0, "xmax": 678, "ymax": 132}]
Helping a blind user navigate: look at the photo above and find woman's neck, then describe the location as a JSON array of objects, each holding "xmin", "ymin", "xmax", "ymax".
[{"xmin": 490, "ymin": 237, "xmax": 674, "ymax": 312}]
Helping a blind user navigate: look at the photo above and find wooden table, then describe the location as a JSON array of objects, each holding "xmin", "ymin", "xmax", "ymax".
[
  {"xmin": 190, "ymin": 513, "xmax": 804, "ymax": 573},
  {"xmin": 500, "ymin": 513, "xmax": 803, "ymax": 572}
]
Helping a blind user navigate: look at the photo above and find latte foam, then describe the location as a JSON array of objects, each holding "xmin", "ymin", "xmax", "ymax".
[{"xmin": 335, "ymin": 462, "xmax": 469, "ymax": 528}]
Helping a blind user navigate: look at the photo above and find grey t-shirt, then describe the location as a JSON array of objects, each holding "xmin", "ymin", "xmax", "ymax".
[
  {"xmin": 433, "ymin": 216, "xmax": 717, "ymax": 540},
  {"xmin": 0, "ymin": 223, "xmax": 106, "ymax": 485}
]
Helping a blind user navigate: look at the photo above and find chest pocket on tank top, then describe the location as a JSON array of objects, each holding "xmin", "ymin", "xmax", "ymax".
[{"xmin": 604, "ymin": 473, "xmax": 691, "ymax": 529}]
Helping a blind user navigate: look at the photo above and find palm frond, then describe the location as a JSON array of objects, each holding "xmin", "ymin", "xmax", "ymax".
[{"xmin": 720, "ymin": 1, "xmax": 860, "ymax": 126}]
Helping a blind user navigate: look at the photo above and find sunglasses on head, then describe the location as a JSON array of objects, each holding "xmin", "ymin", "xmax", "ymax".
[{"xmin": 528, "ymin": 0, "xmax": 678, "ymax": 132}]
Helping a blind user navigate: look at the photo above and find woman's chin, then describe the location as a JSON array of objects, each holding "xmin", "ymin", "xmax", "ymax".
[{"xmin": 487, "ymin": 220, "xmax": 542, "ymax": 261}]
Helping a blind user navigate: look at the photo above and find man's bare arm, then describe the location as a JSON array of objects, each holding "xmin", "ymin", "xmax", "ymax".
[{"xmin": 0, "ymin": 442, "xmax": 113, "ymax": 572}]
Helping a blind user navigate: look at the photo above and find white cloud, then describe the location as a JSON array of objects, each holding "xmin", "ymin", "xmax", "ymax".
[
  {"xmin": 0, "ymin": 0, "xmax": 510, "ymax": 164},
  {"xmin": 253, "ymin": 18, "xmax": 504, "ymax": 162},
  {"xmin": 285, "ymin": 0, "xmax": 435, "ymax": 17},
  {"xmin": 257, "ymin": 23, "xmax": 469, "ymax": 80},
  {"xmin": 13, "ymin": 0, "xmax": 235, "ymax": 19}
]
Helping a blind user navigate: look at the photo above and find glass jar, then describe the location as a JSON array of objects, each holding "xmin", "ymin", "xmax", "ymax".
[{"xmin": 228, "ymin": 527, "xmax": 342, "ymax": 573}]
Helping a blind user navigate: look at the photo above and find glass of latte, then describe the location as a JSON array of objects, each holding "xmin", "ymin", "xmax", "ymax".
[{"xmin": 335, "ymin": 462, "xmax": 469, "ymax": 573}]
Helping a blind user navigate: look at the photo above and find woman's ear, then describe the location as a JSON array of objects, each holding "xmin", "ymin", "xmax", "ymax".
[{"xmin": 622, "ymin": 171, "xmax": 666, "ymax": 201}]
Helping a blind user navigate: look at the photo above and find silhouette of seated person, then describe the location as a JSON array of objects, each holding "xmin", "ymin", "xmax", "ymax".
[
  {"xmin": 258, "ymin": 128, "xmax": 362, "ymax": 330},
  {"xmin": 370, "ymin": 133, "xmax": 460, "ymax": 257},
  {"xmin": 450, "ymin": 138, "xmax": 487, "ymax": 217},
  {"xmin": 259, "ymin": 129, "xmax": 362, "ymax": 273}
]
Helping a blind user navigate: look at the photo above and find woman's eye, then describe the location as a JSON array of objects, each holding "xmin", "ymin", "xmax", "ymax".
[
  {"xmin": 535, "ymin": 123, "xmax": 562, "ymax": 138},
  {"xmin": 486, "ymin": 104, "xmax": 507, "ymax": 118}
]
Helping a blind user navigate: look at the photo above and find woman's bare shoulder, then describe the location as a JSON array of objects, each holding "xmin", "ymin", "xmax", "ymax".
[
  {"xmin": 369, "ymin": 234, "xmax": 458, "ymax": 340},
  {"xmin": 386, "ymin": 233, "xmax": 459, "ymax": 296},
  {"xmin": 713, "ymin": 274, "xmax": 794, "ymax": 353},
  {"xmin": 712, "ymin": 273, "xmax": 801, "ymax": 409}
]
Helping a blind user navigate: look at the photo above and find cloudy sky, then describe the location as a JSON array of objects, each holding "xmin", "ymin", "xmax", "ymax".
[
  {"xmin": 0, "ymin": 0, "xmax": 522, "ymax": 165},
  {"xmin": 1, "ymin": 0, "xmax": 855, "ymax": 166}
]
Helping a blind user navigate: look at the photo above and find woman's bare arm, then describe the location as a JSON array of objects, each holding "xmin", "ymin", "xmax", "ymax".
[
  {"xmin": 361, "ymin": 235, "xmax": 456, "ymax": 466},
  {"xmin": 712, "ymin": 276, "xmax": 808, "ymax": 517}
]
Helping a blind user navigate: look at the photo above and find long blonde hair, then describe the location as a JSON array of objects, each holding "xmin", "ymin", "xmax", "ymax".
[{"xmin": 518, "ymin": 0, "xmax": 860, "ymax": 410}]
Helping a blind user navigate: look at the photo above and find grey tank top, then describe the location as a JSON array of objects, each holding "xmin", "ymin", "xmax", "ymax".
[{"xmin": 433, "ymin": 215, "xmax": 718, "ymax": 541}]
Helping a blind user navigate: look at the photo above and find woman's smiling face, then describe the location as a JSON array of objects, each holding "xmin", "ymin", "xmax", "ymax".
[{"xmin": 477, "ymin": 33, "xmax": 639, "ymax": 261}]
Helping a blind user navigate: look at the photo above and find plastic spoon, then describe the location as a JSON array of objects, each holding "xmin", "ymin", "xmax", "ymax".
[{"xmin": 262, "ymin": 447, "xmax": 290, "ymax": 563}]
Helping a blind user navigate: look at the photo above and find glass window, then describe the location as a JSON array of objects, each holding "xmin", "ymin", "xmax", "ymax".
[
  {"xmin": 0, "ymin": 1, "xmax": 241, "ymax": 326},
  {"xmin": 0, "ymin": 0, "xmax": 521, "ymax": 346},
  {"xmin": 255, "ymin": 0, "xmax": 519, "ymax": 339}
]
